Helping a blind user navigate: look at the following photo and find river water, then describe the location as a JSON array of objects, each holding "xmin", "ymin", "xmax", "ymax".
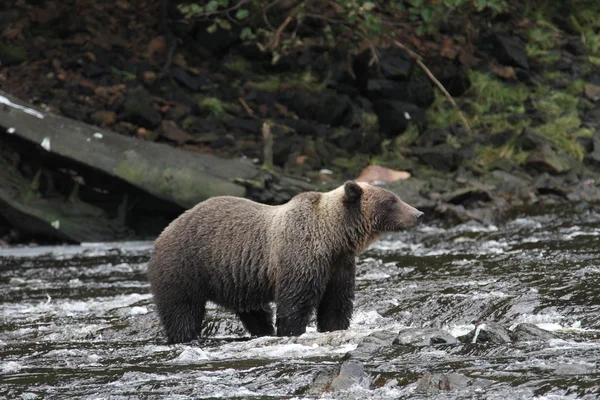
[{"xmin": 1, "ymin": 205, "xmax": 599, "ymax": 399}]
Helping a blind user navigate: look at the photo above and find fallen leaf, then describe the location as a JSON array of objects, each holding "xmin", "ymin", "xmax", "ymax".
[
  {"xmin": 161, "ymin": 120, "xmax": 193, "ymax": 144},
  {"xmin": 490, "ymin": 64, "xmax": 516, "ymax": 80},
  {"xmin": 584, "ymin": 84, "xmax": 600, "ymax": 102},
  {"xmin": 458, "ymin": 51, "xmax": 480, "ymax": 68},
  {"xmin": 146, "ymin": 36, "xmax": 166, "ymax": 59},
  {"xmin": 356, "ymin": 165, "xmax": 411, "ymax": 184},
  {"xmin": 296, "ymin": 155, "xmax": 309, "ymax": 165}
]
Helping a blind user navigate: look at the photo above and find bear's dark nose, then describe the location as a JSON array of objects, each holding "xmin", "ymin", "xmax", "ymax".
[{"xmin": 415, "ymin": 211, "xmax": 424, "ymax": 223}]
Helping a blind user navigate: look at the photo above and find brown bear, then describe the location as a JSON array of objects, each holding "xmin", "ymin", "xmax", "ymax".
[{"xmin": 147, "ymin": 181, "xmax": 423, "ymax": 343}]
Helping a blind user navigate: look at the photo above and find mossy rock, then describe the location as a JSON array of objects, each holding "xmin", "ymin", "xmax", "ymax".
[{"xmin": 0, "ymin": 43, "xmax": 26, "ymax": 66}]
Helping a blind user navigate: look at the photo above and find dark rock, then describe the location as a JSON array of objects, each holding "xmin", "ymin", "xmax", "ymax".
[
  {"xmin": 120, "ymin": 88, "xmax": 162, "ymax": 129},
  {"xmin": 525, "ymin": 145, "xmax": 571, "ymax": 174},
  {"xmin": 434, "ymin": 203, "xmax": 501, "ymax": 225},
  {"xmin": 585, "ymin": 130, "xmax": 600, "ymax": 167},
  {"xmin": 224, "ymin": 118, "xmax": 261, "ymax": 134},
  {"xmin": 182, "ymin": 116, "xmax": 213, "ymax": 134},
  {"xmin": 273, "ymin": 135, "xmax": 307, "ymax": 166},
  {"xmin": 82, "ymin": 63, "xmax": 108, "ymax": 78},
  {"xmin": 458, "ymin": 322, "xmax": 512, "ymax": 344},
  {"xmin": 315, "ymin": 94, "xmax": 354, "ymax": 127},
  {"xmin": 412, "ymin": 144, "xmax": 463, "ymax": 172},
  {"xmin": 349, "ymin": 330, "xmax": 398, "ymax": 360},
  {"xmin": 428, "ymin": 58, "xmax": 471, "ymax": 96},
  {"xmin": 417, "ymin": 373, "xmax": 494, "ymax": 394},
  {"xmin": 192, "ymin": 21, "xmax": 239, "ymax": 55},
  {"xmin": 394, "ymin": 328, "xmax": 459, "ymax": 347},
  {"xmin": 164, "ymin": 88, "xmax": 201, "ymax": 114},
  {"xmin": 511, "ymin": 323, "xmax": 557, "ymax": 342},
  {"xmin": 388, "ymin": 178, "xmax": 436, "ymax": 211},
  {"xmin": 330, "ymin": 361, "xmax": 370, "ymax": 391},
  {"xmin": 519, "ymin": 128, "xmax": 551, "ymax": 151},
  {"xmin": 306, "ymin": 366, "xmax": 340, "ymax": 395},
  {"xmin": 441, "ymin": 186, "xmax": 492, "ymax": 205},
  {"xmin": 490, "ymin": 170, "xmax": 536, "ymax": 202},
  {"xmin": 415, "ymin": 128, "xmax": 450, "ymax": 147},
  {"xmin": 353, "ymin": 47, "xmax": 413, "ymax": 91},
  {"xmin": 89, "ymin": 110, "xmax": 117, "ymax": 127},
  {"xmin": 210, "ymin": 134, "xmax": 235, "ymax": 149},
  {"xmin": 490, "ymin": 130, "xmax": 515, "ymax": 146},
  {"xmin": 164, "ymin": 103, "xmax": 192, "ymax": 122},
  {"xmin": 0, "ymin": 43, "xmax": 27, "ymax": 66},
  {"xmin": 281, "ymin": 119, "xmax": 325, "ymax": 138},
  {"xmin": 565, "ymin": 179, "xmax": 600, "ymax": 202},
  {"xmin": 564, "ymin": 39, "xmax": 586, "ymax": 56},
  {"xmin": 171, "ymin": 67, "xmax": 205, "ymax": 91},
  {"xmin": 374, "ymin": 100, "xmax": 424, "ymax": 136},
  {"xmin": 277, "ymin": 92, "xmax": 321, "ymax": 123},
  {"xmin": 331, "ymin": 128, "xmax": 382, "ymax": 154},
  {"xmin": 534, "ymin": 172, "xmax": 567, "ymax": 196},
  {"xmin": 488, "ymin": 32, "xmax": 529, "ymax": 70},
  {"xmin": 367, "ymin": 79, "xmax": 434, "ymax": 107},
  {"xmin": 160, "ymin": 120, "xmax": 193, "ymax": 144}
]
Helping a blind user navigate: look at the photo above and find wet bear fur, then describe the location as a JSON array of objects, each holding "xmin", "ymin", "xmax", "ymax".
[{"xmin": 147, "ymin": 181, "xmax": 423, "ymax": 343}]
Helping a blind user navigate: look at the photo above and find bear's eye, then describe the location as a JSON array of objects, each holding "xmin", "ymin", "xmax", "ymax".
[{"xmin": 385, "ymin": 198, "xmax": 396, "ymax": 208}]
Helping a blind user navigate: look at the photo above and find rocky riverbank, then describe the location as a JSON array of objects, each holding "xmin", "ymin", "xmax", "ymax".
[{"xmin": 1, "ymin": 0, "xmax": 600, "ymax": 243}]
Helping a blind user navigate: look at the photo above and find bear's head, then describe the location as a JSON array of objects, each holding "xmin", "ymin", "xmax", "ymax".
[{"xmin": 343, "ymin": 181, "xmax": 423, "ymax": 233}]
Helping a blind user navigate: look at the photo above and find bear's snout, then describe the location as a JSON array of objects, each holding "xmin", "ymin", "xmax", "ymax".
[{"xmin": 415, "ymin": 211, "xmax": 424, "ymax": 224}]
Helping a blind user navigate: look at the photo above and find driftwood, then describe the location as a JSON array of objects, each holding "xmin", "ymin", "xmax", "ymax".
[{"xmin": 0, "ymin": 90, "xmax": 314, "ymax": 242}]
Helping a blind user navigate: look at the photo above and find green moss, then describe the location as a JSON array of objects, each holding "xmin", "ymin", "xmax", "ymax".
[
  {"xmin": 224, "ymin": 57, "xmax": 251, "ymax": 73},
  {"xmin": 568, "ymin": 79, "xmax": 587, "ymax": 95},
  {"xmin": 251, "ymin": 76, "xmax": 281, "ymax": 91},
  {"xmin": 532, "ymin": 87, "xmax": 580, "ymax": 120},
  {"xmin": 467, "ymin": 71, "xmax": 529, "ymax": 113},
  {"xmin": 542, "ymin": 71, "xmax": 563, "ymax": 81},
  {"xmin": 475, "ymin": 141, "xmax": 529, "ymax": 169},
  {"xmin": 394, "ymin": 125, "xmax": 420, "ymax": 149},
  {"xmin": 251, "ymin": 70, "xmax": 326, "ymax": 92},
  {"xmin": 426, "ymin": 94, "xmax": 460, "ymax": 129},
  {"xmin": 0, "ymin": 43, "xmax": 26, "ymax": 65},
  {"xmin": 528, "ymin": 27, "xmax": 558, "ymax": 50},
  {"xmin": 360, "ymin": 112, "xmax": 379, "ymax": 133},
  {"xmin": 535, "ymin": 116, "xmax": 591, "ymax": 161},
  {"xmin": 197, "ymin": 97, "xmax": 233, "ymax": 118}
]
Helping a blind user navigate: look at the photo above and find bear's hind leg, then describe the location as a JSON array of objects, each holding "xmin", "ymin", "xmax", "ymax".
[{"xmin": 237, "ymin": 308, "xmax": 275, "ymax": 336}]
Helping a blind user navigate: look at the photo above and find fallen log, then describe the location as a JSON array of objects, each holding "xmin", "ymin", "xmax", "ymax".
[{"xmin": 0, "ymin": 90, "xmax": 314, "ymax": 243}]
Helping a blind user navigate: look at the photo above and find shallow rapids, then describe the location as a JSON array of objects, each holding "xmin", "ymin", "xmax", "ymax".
[{"xmin": 1, "ymin": 205, "xmax": 599, "ymax": 399}]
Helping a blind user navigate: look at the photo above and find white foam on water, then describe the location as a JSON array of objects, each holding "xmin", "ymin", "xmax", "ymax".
[
  {"xmin": 170, "ymin": 347, "xmax": 210, "ymax": 363},
  {"xmin": 1, "ymin": 361, "xmax": 22, "ymax": 373},
  {"xmin": 129, "ymin": 306, "xmax": 148, "ymax": 315},
  {"xmin": 447, "ymin": 323, "xmax": 476, "ymax": 337},
  {"xmin": 508, "ymin": 217, "xmax": 543, "ymax": 229}
]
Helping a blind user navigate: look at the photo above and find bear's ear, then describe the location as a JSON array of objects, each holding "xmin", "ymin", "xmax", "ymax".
[{"xmin": 344, "ymin": 181, "xmax": 363, "ymax": 203}]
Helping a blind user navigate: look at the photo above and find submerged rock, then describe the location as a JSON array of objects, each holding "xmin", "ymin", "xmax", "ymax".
[
  {"xmin": 511, "ymin": 323, "xmax": 557, "ymax": 342},
  {"xmin": 349, "ymin": 330, "xmax": 398, "ymax": 360},
  {"xmin": 394, "ymin": 328, "xmax": 459, "ymax": 347},
  {"xmin": 416, "ymin": 373, "xmax": 494, "ymax": 394},
  {"xmin": 458, "ymin": 322, "xmax": 512, "ymax": 344},
  {"xmin": 330, "ymin": 361, "xmax": 370, "ymax": 391}
]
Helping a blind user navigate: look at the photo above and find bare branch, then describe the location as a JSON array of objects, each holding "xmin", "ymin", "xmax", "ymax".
[{"xmin": 393, "ymin": 40, "xmax": 473, "ymax": 135}]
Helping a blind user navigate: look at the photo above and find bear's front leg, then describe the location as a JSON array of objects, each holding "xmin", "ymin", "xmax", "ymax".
[
  {"xmin": 317, "ymin": 257, "xmax": 356, "ymax": 332},
  {"xmin": 275, "ymin": 273, "xmax": 326, "ymax": 336}
]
